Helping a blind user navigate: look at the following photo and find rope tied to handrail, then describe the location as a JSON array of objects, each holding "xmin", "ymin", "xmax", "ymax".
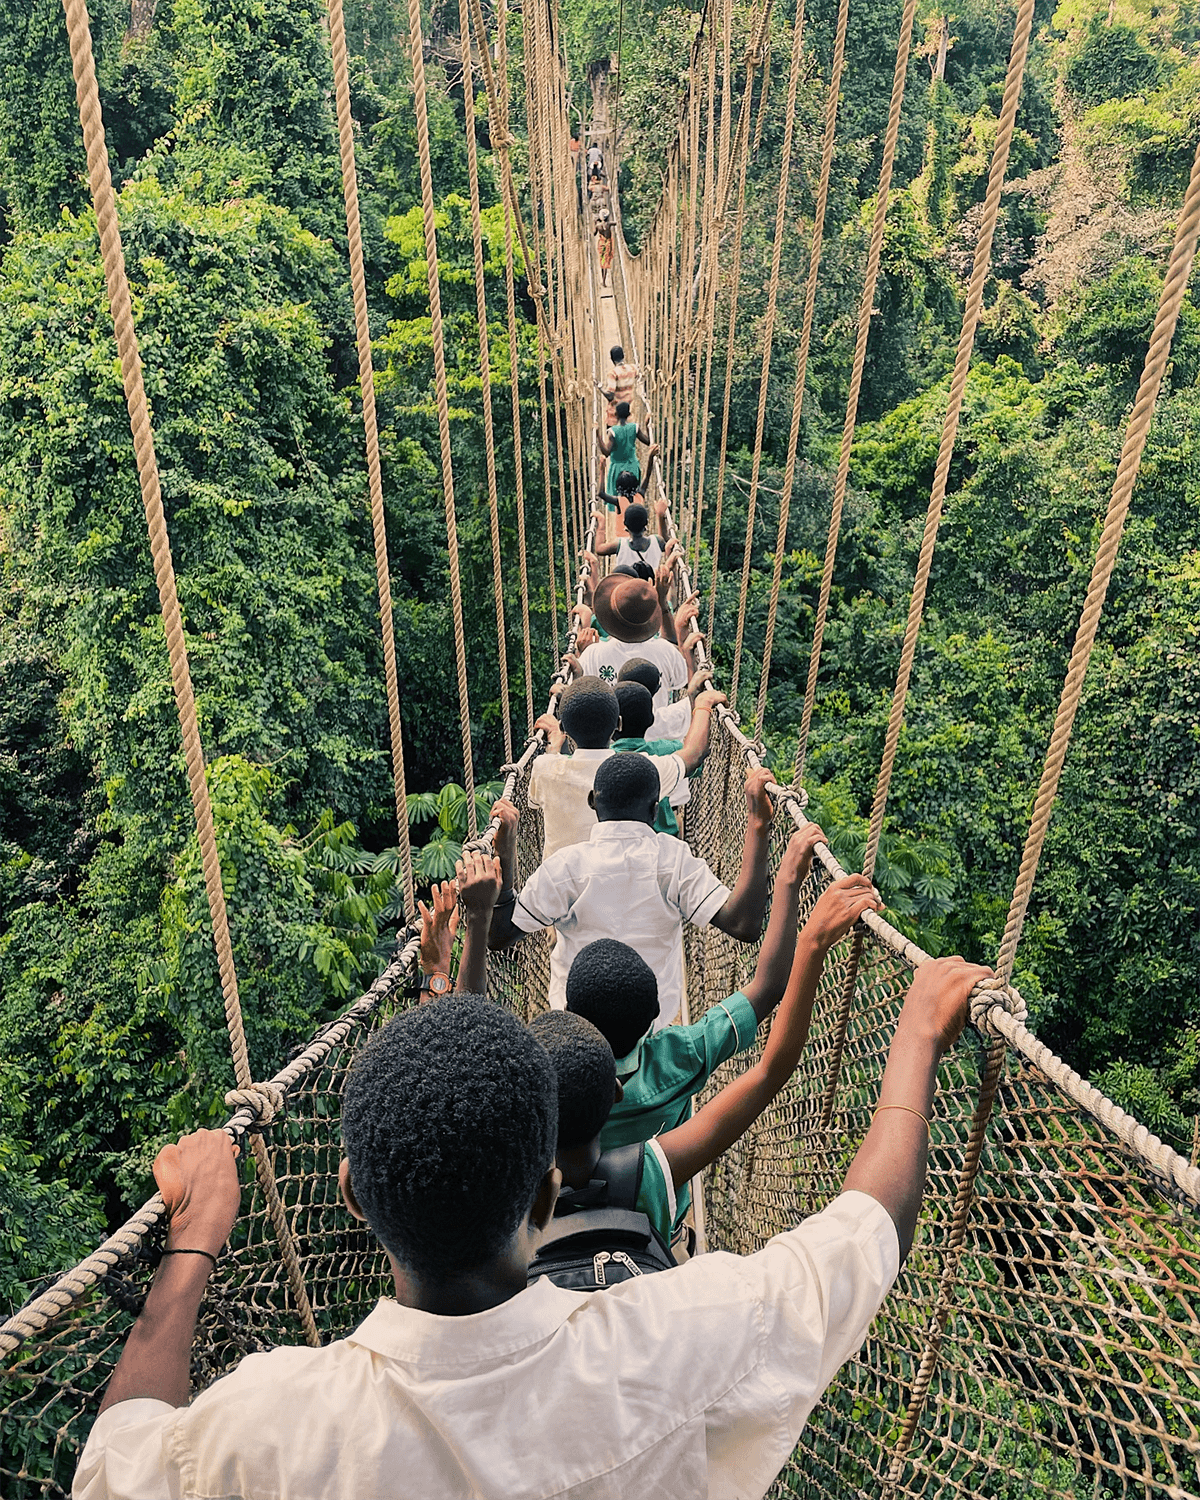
[{"xmin": 223, "ymin": 1082, "xmax": 287, "ymax": 1128}]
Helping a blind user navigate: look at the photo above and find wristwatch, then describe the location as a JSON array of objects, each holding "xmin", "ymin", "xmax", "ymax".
[{"xmin": 420, "ymin": 971, "xmax": 452, "ymax": 997}]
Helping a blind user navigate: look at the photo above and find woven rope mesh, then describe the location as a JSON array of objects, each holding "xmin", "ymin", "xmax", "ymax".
[{"xmin": 5, "ymin": 713, "xmax": 1200, "ymax": 1500}]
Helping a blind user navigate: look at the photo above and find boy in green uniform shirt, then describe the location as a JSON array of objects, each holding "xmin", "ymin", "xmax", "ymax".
[
  {"xmin": 566, "ymin": 819, "xmax": 830, "ymax": 1149},
  {"xmin": 537, "ymin": 854, "xmax": 885, "ymax": 1244},
  {"xmin": 612, "ymin": 680, "xmax": 685, "ymax": 835}
]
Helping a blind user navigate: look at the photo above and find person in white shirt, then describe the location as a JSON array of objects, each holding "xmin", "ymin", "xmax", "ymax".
[
  {"xmin": 73, "ymin": 959, "xmax": 992, "ymax": 1500},
  {"xmin": 573, "ymin": 573, "xmax": 699, "ymax": 710},
  {"xmin": 528, "ymin": 675, "xmax": 722, "ymax": 858},
  {"xmin": 489, "ymin": 756, "xmax": 775, "ymax": 1022}
]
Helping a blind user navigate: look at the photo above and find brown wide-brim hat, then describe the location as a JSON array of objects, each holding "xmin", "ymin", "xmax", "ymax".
[{"xmin": 593, "ymin": 575, "xmax": 662, "ymax": 643}]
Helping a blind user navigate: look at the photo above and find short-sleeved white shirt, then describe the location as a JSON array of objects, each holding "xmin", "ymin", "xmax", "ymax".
[
  {"xmin": 511, "ymin": 819, "xmax": 728, "ymax": 1021},
  {"xmin": 527, "ymin": 748, "xmax": 685, "ymax": 860},
  {"xmin": 650, "ymin": 695, "xmax": 693, "ymax": 741},
  {"xmin": 73, "ymin": 1192, "xmax": 900, "ymax": 1500},
  {"xmin": 578, "ymin": 636, "xmax": 687, "ymax": 711}
]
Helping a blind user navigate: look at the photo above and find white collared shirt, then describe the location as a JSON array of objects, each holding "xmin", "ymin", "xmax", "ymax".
[
  {"xmin": 511, "ymin": 819, "xmax": 729, "ymax": 1021},
  {"xmin": 577, "ymin": 637, "xmax": 687, "ymax": 709},
  {"xmin": 73, "ymin": 1192, "xmax": 899, "ymax": 1500},
  {"xmin": 650, "ymin": 695, "xmax": 693, "ymax": 741},
  {"xmin": 528, "ymin": 748, "xmax": 685, "ymax": 860}
]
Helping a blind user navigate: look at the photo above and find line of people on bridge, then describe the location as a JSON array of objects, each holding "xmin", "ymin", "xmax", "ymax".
[{"xmin": 75, "ymin": 321, "xmax": 995, "ymax": 1500}]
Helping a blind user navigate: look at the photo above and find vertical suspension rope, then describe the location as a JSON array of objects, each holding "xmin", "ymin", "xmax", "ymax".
[
  {"xmin": 328, "ymin": 0, "xmax": 416, "ymax": 911},
  {"xmin": 460, "ymin": 0, "xmax": 513, "ymax": 764},
  {"xmin": 791, "ymin": 0, "xmax": 917, "ymax": 785},
  {"xmin": 406, "ymin": 0, "xmax": 478, "ymax": 834},
  {"xmin": 813, "ymin": 0, "xmax": 1036, "ymax": 1157},
  {"xmin": 752, "ymin": 0, "xmax": 856, "ymax": 738},
  {"xmin": 61, "ymin": 0, "xmax": 319, "ymax": 1346},
  {"xmin": 728, "ymin": 0, "xmax": 810, "ymax": 709}
]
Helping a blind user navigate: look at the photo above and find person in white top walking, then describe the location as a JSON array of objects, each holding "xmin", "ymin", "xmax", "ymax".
[
  {"xmin": 490, "ymin": 756, "xmax": 774, "ymax": 1021},
  {"xmin": 594, "ymin": 499, "xmax": 666, "ymax": 571},
  {"xmin": 528, "ymin": 675, "xmax": 723, "ymax": 859},
  {"xmin": 74, "ymin": 958, "xmax": 992, "ymax": 1500}
]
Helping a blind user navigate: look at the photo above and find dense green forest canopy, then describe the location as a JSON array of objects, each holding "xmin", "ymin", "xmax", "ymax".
[{"xmin": 1, "ymin": 0, "xmax": 1198, "ymax": 1317}]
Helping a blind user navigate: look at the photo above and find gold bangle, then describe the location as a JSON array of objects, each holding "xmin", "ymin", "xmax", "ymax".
[{"xmin": 872, "ymin": 1103, "xmax": 930, "ymax": 1131}]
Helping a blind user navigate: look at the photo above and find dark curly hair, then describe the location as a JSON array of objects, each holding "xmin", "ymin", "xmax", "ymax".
[
  {"xmin": 559, "ymin": 675, "xmax": 619, "ymax": 749},
  {"xmin": 615, "ymin": 400, "xmax": 632, "ymax": 421},
  {"xmin": 615, "ymin": 469, "xmax": 641, "ymax": 496},
  {"xmin": 528, "ymin": 1011, "xmax": 617, "ymax": 1150},
  {"xmin": 566, "ymin": 939, "xmax": 660, "ymax": 1058},
  {"xmin": 592, "ymin": 751, "xmax": 661, "ymax": 820},
  {"xmin": 342, "ymin": 997, "xmax": 557, "ymax": 1282},
  {"xmin": 617, "ymin": 657, "xmax": 661, "ymax": 697},
  {"xmin": 622, "ymin": 501, "xmax": 649, "ymax": 533},
  {"xmin": 615, "ymin": 681, "xmax": 655, "ymax": 740}
]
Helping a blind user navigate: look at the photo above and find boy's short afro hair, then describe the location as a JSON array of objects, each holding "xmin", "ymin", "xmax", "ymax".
[
  {"xmin": 615, "ymin": 681, "xmax": 655, "ymax": 740},
  {"xmin": 617, "ymin": 656, "xmax": 662, "ymax": 696},
  {"xmin": 566, "ymin": 939, "xmax": 659, "ymax": 1058},
  {"xmin": 559, "ymin": 675, "xmax": 619, "ymax": 749},
  {"xmin": 612, "ymin": 562, "xmax": 655, "ymax": 582},
  {"xmin": 529, "ymin": 1011, "xmax": 617, "ymax": 1150},
  {"xmin": 592, "ymin": 751, "xmax": 660, "ymax": 816},
  {"xmin": 622, "ymin": 502, "xmax": 649, "ymax": 534},
  {"xmin": 615, "ymin": 400, "xmax": 632, "ymax": 421},
  {"xmin": 342, "ymin": 997, "xmax": 556, "ymax": 1282}
]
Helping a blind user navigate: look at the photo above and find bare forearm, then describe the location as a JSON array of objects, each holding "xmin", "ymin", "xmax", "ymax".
[
  {"xmin": 759, "ymin": 932, "xmax": 825, "ymax": 1078},
  {"xmin": 456, "ymin": 914, "xmax": 491, "ymax": 996},
  {"xmin": 677, "ymin": 708, "xmax": 712, "ymax": 773},
  {"xmin": 99, "ymin": 1256, "xmax": 211, "ymax": 1412},
  {"xmin": 744, "ymin": 871, "xmax": 804, "ymax": 1019},
  {"xmin": 843, "ymin": 1015, "xmax": 943, "ymax": 1261},
  {"xmin": 659, "ymin": 605, "xmax": 679, "ymax": 646},
  {"xmin": 714, "ymin": 819, "xmax": 772, "ymax": 941}
]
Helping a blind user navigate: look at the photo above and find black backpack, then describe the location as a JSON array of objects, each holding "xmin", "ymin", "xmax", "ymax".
[{"xmin": 528, "ymin": 1142, "xmax": 677, "ymax": 1291}]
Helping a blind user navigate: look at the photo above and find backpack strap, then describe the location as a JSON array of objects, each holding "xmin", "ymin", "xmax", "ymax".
[{"xmin": 594, "ymin": 1142, "xmax": 644, "ymax": 1211}]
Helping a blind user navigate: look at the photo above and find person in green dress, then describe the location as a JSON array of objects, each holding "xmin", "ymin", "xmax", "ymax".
[{"xmin": 598, "ymin": 401, "xmax": 650, "ymax": 503}]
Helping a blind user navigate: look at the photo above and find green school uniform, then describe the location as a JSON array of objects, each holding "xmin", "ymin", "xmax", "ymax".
[
  {"xmin": 602, "ymin": 990, "xmax": 758, "ymax": 1151},
  {"xmin": 612, "ymin": 734, "xmax": 685, "ymax": 835},
  {"xmin": 604, "ymin": 420, "xmax": 640, "ymax": 496}
]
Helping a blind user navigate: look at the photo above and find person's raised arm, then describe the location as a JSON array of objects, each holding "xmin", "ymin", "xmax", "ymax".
[
  {"xmin": 594, "ymin": 538, "xmax": 620, "ymax": 557},
  {"xmin": 710, "ymin": 767, "xmax": 776, "ymax": 943},
  {"xmin": 676, "ymin": 688, "xmax": 726, "ymax": 773},
  {"xmin": 843, "ymin": 956, "xmax": 991, "ymax": 1260},
  {"xmin": 417, "ymin": 880, "xmax": 459, "ymax": 995},
  {"xmin": 654, "ymin": 544, "xmax": 683, "ymax": 645},
  {"xmin": 99, "ymin": 1131, "xmax": 242, "ymax": 1413},
  {"xmin": 486, "ymin": 798, "xmax": 522, "ymax": 949},
  {"xmin": 597, "ymin": 426, "xmax": 614, "ymax": 457},
  {"xmin": 741, "ymin": 823, "xmax": 842, "ymax": 1021},
  {"xmin": 653, "ymin": 495, "xmax": 669, "ymax": 541},
  {"xmin": 658, "ymin": 876, "xmax": 884, "ymax": 1191},
  {"xmin": 636, "ymin": 423, "xmax": 652, "ymax": 445},
  {"xmin": 454, "ymin": 850, "xmax": 503, "ymax": 995},
  {"xmin": 534, "ymin": 711, "xmax": 567, "ymax": 754},
  {"xmin": 643, "ymin": 444, "xmax": 660, "ymax": 495},
  {"xmin": 672, "ymin": 593, "xmax": 700, "ymax": 675}
]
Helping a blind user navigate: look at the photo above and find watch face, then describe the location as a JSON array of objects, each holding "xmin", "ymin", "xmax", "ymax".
[{"xmin": 428, "ymin": 973, "xmax": 451, "ymax": 996}]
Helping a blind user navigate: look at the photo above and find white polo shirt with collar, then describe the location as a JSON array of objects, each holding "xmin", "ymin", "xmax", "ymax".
[
  {"xmin": 73, "ymin": 1191, "xmax": 900, "ymax": 1500},
  {"xmin": 511, "ymin": 819, "xmax": 729, "ymax": 1022},
  {"xmin": 527, "ymin": 747, "xmax": 686, "ymax": 860}
]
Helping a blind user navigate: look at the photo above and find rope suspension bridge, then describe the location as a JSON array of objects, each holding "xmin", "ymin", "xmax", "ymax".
[{"xmin": 2, "ymin": 0, "xmax": 1200, "ymax": 1494}]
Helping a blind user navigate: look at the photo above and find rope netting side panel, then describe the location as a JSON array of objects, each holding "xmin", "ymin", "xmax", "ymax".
[
  {"xmin": 679, "ymin": 746, "xmax": 1200, "ymax": 1500},
  {"xmin": 0, "ymin": 758, "xmax": 554, "ymax": 1497}
]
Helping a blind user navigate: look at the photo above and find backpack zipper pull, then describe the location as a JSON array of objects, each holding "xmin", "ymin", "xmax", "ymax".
[
  {"xmin": 610, "ymin": 1251, "xmax": 643, "ymax": 1277},
  {"xmin": 593, "ymin": 1251, "xmax": 612, "ymax": 1285}
]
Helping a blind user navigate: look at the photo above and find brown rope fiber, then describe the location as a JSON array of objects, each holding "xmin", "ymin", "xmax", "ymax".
[
  {"xmin": 62, "ymin": 0, "xmax": 319, "ymax": 1345},
  {"xmin": 406, "ymin": 0, "xmax": 478, "ymax": 835},
  {"xmin": 753, "ymin": 0, "xmax": 853, "ymax": 739},
  {"xmin": 327, "ymin": 0, "xmax": 416, "ymax": 914},
  {"xmin": 791, "ymin": 0, "xmax": 918, "ymax": 785},
  {"xmin": 729, "ymin": 0, "xmax": 810, "ymax": 709}
]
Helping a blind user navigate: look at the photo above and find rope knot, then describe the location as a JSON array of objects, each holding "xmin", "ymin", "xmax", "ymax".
[
  {"xmin": 969, "ymin": 975, "xmax": 1027, "ymax": 1036},
  {"xmin": 224, "ymin": 1082, "xmax": 285, "ymax": 1128}
]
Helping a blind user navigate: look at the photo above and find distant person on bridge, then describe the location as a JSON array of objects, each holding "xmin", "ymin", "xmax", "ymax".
[
  {"xmin": 598, "ymin": 401, "xmax": 648, "ymax": 498},
  {"xmin": 594, "ymin": 500, "xmax": 667, "ymax": 571},
  {"xmin": 595, "ymin": 214, "xmax": 614, "ymax": 287},
  {"xmin": 593, "ymin": 448, "xmax": 658, "ymax": 520},
  {"xmin": 601, "ymin": 344, "xmax": 638, "ymax": 425},
  {"xmin": 586, "ymin": 141, "xmax": 604, "ymax": 179}
]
